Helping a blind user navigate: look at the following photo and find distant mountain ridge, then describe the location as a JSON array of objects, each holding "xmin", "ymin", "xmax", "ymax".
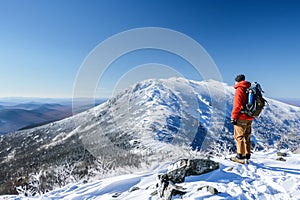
[
  {"xmin": 0, "ymin": 102, "xmax": 73, "ymax": 134},
  {"xmin": 0, "ymin": 99, "xmax": 106, "ymax": 134},
  {"xmin": 275, "ymin": 98, "xmax": 300, "ymax": 107},
  {"xmin": 0, "ymin": 78, "xmax": 299, "ymax": 194}
]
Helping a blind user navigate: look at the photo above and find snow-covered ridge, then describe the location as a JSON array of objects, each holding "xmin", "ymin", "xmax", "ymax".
[
  {"xmin": 13, "ymin": 77, "xmax": 298, "ymax": 152},
  {"xmin": 83, "ymin": 77, "xmax": 300, "ymax": 151},
  {"xmin": 0, "ymin": 77, "xmax": 299, "ymax": 195}
]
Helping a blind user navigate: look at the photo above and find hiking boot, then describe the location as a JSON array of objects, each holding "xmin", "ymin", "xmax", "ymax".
[
  {"xmin": 245, "ymin": 154, "xmax": 251, "ymax": 159},
  {"xmin": 230, "ymin": 156, "xmax": 245, "ymax": 164},
  {"xmin": 236, "ymin": 153, "xmax": 245, "ymax": 159}
]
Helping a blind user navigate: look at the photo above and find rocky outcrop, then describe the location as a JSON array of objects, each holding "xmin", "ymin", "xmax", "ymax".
[
  {"xmin": 276, "ymin": 151, "xmax": 288, "ymax": 162},
  {"xmin": 156, "ymin": 158, "xmax": 219, "ymax": 199}
]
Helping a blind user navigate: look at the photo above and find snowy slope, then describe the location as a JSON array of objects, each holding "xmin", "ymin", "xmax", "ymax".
[
  {"xmin": 74, "ymin": 77, "xmax": 300, "ymax": 155},
  {"xmin": 1, "ymin": 77, "xmax": 300, "ymax": 195},
  {"xmin": 4, "ymin": 149, "xmax": 300, "ymax": 200}
]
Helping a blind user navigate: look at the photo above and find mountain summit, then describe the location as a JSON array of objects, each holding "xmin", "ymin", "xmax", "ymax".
[{"xmin": 0, "ymin": 77, "xmax": 299, "ymax": 194}]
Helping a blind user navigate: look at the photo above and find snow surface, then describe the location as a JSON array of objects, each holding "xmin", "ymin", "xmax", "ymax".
[{"xmin": 2, "ymin": 149, "xmax": 299, "ymax": 200}]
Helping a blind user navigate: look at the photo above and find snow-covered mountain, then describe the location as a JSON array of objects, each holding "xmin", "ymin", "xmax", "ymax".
[
  {"xmin": 0, "ymin": 77, "xmax": 299, "ymax": 195},
  {"xmin": 77, "ymin": 77, "xmax": 300, "ymax": 152},
  {"xmin": 76, "ymin": 77, "xmax": 300, "ymax": 153}
]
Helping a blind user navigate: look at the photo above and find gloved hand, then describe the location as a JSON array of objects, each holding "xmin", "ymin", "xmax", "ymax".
[{"xmin": 231, "ymin": 119, "xmax": 237, "ymax": 125}]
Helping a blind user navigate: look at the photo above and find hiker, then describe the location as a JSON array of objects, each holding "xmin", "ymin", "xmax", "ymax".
[{"xmin": 231, "ymin": 74, "xmax": 254, "ymax": 164}]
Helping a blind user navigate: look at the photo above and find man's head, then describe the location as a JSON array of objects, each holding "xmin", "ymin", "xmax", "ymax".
[{"xmin": 235, "ymin": 74, "xmax": 245, "ymax": 82}]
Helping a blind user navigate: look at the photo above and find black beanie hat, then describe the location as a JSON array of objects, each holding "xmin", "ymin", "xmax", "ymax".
[{"xmin": 235, "ymin": 74, "xmax": 245, "ymax": 82}]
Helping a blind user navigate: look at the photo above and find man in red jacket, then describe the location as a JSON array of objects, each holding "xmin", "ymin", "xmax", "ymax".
[{"xmin": 231, "ymin": 74, "xmax": 254, "ymax": 164}]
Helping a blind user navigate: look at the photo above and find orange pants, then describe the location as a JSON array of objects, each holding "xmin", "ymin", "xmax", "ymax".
[{"xmin": 234, "ymin": 120, "xmax": 252, "ymax": 156}]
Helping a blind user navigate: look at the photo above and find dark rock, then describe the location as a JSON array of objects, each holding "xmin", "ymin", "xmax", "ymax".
[
  {"xmin": 198, "ymin": 185, "xmax": 219, "ymax": 195},
  {"xmin": 112, "ymin": 192, "xmax": 121, "ymax": 198},
  {"xmin": 157, "ymin": 158, "xmax": 219, "ymax": 199},
  {"xmin": 165, "ymin": 160, "xmax": 187, "ymax": 183},
  {"xmin": 159, "ymin": 181, "xmax": 187, "ymax": 200},
  {"xmin": 276, "ymin": 157, "xmax": 286, "ymax": 162},
  {"xmin": 129, "ymin": 186, "xmax": 140, "ymax": 192},
  {"xmin": 185, "ymin": 159, "xmax": 219, "ymax": 176},
  {"xmin": 157, "ymin": 174, "xmax": 169, "ymax": 198},
  {"xmin": 166, "ymin": 159, "xmax": 219, "ymax": 183},
  {"xmin": 145, "ymin": 185, "xmax": 151, "ymax": 190},
  {"xmin": 150, "ymin": 190, "xmax": 158, "ymax": 196},
  {"xmin": 277, "ymin": 152, "xmax": 288, "ymax": 157},
  {"xmin": 163, "ymin": 184, "xmax": 173, "ymax": 200},
  {"xmin": 208, "ymin": 186, "xmax": 219, "ymax": 194},
  {"xmin": 226, "ymin": 167, "xmax": 234, "ymax": 172}
]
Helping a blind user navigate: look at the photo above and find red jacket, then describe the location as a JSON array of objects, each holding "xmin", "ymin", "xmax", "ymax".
[{"xmin": 231, "ymin": 80, "xmax": 254, "ymax": 121}]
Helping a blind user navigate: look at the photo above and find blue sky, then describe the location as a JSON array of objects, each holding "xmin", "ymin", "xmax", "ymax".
[{"xmin": 0, "ymin": 0, "xmax": 299, "ymax": 98}]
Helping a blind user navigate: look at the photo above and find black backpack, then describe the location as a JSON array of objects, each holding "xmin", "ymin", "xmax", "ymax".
[{"xmin": 241, "ymin": 82, "xmax": 267, "ymax": 117}]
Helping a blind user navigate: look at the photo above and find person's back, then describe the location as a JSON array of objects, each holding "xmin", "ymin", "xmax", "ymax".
[
  {"xmin": 231, "ymin": 79, "xmax": 254, "ymax": 121},
  {"xmin": 231, "ymin": 74, "xmax": 254, "ymax": 164}
]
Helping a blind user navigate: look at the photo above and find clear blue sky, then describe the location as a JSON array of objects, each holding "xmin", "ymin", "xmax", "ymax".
[{"xmin": 0, "ymin": 0, "xmax": 299, "ymax": 98}]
